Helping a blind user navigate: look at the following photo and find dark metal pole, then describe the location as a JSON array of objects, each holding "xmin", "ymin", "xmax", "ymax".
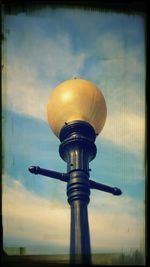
[
  {"xmin": 70, "ymin": 199, "xmax": 91, "ymax": 264},
  {"xmin": 59, "ymin": 121, "xmax": 97, "ymax": 265},
  {"xmin": 28, "ymin": 123, "xmax": 122, "ymax": 265}
]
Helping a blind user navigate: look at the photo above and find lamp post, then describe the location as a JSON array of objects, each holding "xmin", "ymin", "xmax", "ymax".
[{"xmin": 28, "ymin": 79, "xmax": 122, "ymax": 265}]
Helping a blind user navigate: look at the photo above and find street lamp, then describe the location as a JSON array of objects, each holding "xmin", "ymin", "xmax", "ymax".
[{"xmin": 28, "ymin": 79, "xmax": 122, "ymax": 265}]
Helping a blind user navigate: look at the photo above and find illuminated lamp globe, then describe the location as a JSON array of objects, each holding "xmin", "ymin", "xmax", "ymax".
[{"xmin": 47, "ymin": 79, "xmax": 107, "ymax": 138}]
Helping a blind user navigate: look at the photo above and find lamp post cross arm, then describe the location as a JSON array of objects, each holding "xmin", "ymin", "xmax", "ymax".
[
  {"xmin": 89, "ymin": 179, "xmax": 122, "ymax": 195},
  {"xmin": 28, "ymin": 166, "xmax": 122, "ymax": 196},
  {"xmin": 28, "ymin": 166, "xmax": 68, "ymax": 182}
]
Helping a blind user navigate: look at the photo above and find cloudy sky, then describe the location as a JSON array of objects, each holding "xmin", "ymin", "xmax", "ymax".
[{"xmin": 2, "ymin": 6, "xmax": 146, "ymax": 255}]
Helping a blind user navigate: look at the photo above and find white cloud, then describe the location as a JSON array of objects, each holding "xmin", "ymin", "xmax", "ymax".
[
  {"xmin": 2, "ymin": 178, "xmax": 145, "ymax": 253},
  {"xmin": 3, "ymin": 63, "xmax": 49, "ymax": 121},
  {"xmin": 89, "ymin": 211, "xmax": 144, "ymax": 253},
  {"xmin": 94, "ymin": 32, "xmax": 126, "ymax": 60},
  {"xmin": 3, "ymin": 179, "xmax": 70, "ymax": 248},
  {"xmin": 99, "ymin": 111, "xmax": 145, "ymax": 154},
  {"xmin": 89, "ymin": 191, "xmax": 145, "ymax": 253},
  {"xmin": 3, "ymin": 32, "xmax": 87, "ymax": 121}
]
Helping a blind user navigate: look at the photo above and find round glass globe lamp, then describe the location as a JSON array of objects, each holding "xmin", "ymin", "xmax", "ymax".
[{"xmin": 47, "ymin": 79, "xmax": 107, "ymax": 137}]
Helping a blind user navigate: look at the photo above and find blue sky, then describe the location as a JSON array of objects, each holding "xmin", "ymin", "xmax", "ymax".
[{"xmin": 2, "ymin": 7, "xmax": 145, "ymax": 255}]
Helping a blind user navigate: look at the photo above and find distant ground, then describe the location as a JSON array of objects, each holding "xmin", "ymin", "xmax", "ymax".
[{"xmin": 2, "ymin": 250, "xmax": 145, "ymax": 266}]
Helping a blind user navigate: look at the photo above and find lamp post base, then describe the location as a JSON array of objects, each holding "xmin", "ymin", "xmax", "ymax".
[{"xmin": 70, "ymin": 200, "xmax": 91, "ymax": 265}]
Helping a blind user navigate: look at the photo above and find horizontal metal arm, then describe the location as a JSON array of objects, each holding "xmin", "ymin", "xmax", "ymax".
[
  {"xmin": 28, "ymin": 166, "xmax": 122, "ymax": 195},
  {"xmin": 89, "ymin": 180, "xmax": 122, "ymax": 195},
  {"xmin": 28, "ymin": 166, "xmax": 68, "ymax": 182}
]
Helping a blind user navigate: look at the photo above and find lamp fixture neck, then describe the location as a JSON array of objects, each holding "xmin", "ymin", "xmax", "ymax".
[{"xmin": 59, "ymin": 121, "xmax": 97, "ymax": 174}]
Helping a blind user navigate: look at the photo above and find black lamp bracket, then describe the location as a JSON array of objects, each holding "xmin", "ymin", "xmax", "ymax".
[{"xmin": 28, "ymin": 166, "xmax": 122, "ymax": 196}]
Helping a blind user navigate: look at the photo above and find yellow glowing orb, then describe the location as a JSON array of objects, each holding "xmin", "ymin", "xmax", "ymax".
[{"xmin": 47, "ymin": 79, "xmax": 107, "ymax": 137}]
